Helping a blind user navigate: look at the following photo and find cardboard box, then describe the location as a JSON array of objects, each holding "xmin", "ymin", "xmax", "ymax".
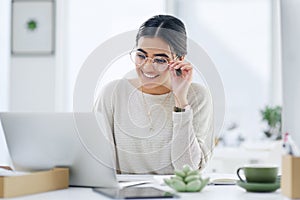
[
  {"xmin": 0, "ymin": 167, "xmax": 69, "ymax": 198},
  {"xmin": 281, "ymin": 155, "xmax": 300, "ymax": 199}
]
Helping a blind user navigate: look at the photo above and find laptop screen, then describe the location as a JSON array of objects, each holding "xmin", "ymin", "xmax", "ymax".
[{"xmin": 0, "ymin": 112, "xmax": 118, "ymax": 188}]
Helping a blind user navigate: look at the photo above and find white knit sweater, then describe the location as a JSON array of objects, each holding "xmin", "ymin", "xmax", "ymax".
[{"xmin": 94, "ymin": 78, "xmax": 214, "ymax": 174}]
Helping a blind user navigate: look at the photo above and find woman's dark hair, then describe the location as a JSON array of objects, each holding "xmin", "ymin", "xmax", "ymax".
[{"xmin": 136, "ymin": 15, "xmax": 187, "ymax": 57}]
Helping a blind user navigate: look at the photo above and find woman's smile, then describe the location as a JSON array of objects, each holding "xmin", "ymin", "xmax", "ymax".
[{"xmin": 140, "ymin": 68, "xmax": 160, "ymax": 79}]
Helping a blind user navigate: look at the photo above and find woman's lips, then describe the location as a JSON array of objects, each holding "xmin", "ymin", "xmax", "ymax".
[{"xmin": 141, "ymin": 69, "xmax": 159, "ymax": 79}]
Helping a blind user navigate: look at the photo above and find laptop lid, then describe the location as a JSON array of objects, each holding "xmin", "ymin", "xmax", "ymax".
[{"xmin": 0, "ymin": 112, "xmax": 118, "ymax": 188}]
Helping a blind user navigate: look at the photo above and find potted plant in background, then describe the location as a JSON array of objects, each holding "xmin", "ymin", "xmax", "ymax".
[{"xmin": 260, "ymin": 105, "xmax": 282, "ymax": 140}]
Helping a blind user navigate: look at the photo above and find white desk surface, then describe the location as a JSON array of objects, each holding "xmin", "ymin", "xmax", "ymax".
[
  {"xmin": 2, "ymin": 174, "xmax": 287, "ymax": 200},
  {"xmin": 2, "ymin": 185, "xmax": 285, "ymax": 200}
]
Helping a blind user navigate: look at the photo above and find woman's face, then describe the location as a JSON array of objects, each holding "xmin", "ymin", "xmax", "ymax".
[{"xmin": 135, "ymin": 37, "xmax": 173, "ymax": 90}]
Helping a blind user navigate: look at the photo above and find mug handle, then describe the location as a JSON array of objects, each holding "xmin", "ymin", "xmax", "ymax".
[{"xmin": 236, "ymin": 167, "xmax": 246, "ymax": 182}]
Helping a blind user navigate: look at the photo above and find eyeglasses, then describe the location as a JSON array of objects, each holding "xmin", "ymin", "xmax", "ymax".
[{"xmin": 130, "ymin": 50, "xmax": 173, "ymax": 72}]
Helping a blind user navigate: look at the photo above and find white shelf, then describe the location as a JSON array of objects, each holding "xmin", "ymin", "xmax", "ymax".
[{"xmin": 204, "ymin": 141, "xmax": 282, "ymax": 174}]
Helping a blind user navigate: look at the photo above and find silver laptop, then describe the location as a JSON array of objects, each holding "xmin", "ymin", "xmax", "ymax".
[{"xmin": 0, "ymin": 112, "xmax": 118, "ymax": 188}]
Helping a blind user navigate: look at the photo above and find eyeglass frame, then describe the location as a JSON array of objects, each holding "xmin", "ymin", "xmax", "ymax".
[{"xmin": 129, "ymin": 48, "xmax": 178, "ymax": 72}]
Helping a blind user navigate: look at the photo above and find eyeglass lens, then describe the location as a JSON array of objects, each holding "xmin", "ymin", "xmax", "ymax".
[{"xmin": 130, "ymin": 51, "xmax": 169, "ymax": 72}]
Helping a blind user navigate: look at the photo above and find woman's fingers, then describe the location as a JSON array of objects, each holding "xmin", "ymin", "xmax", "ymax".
[
  {"xmin": 169, "ymin": 61, "xmax": 184, "ymax": 69},
  {"xmin": 170, "ymin": 64, "xmax": 192, "ymax": 79},
  {"xmin": 169, "ymin": 67, "xmax": 177, "ymax": 77},
  {"xmin": 169, "ymin": 61, "xmax": 193, "ymax": 71},
  {"xmin": 180, "ymin": 64, "xmax": 193, "ymax": 71}
]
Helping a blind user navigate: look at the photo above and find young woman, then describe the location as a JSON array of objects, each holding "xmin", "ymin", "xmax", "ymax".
[{"xmin": 94, "ymin": 15, "xmax": 213, "ymax": 174}]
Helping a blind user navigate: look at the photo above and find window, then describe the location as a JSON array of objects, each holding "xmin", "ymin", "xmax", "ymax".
[{"xmin": 176, "ymin": 0, "xmax": 273, "ymax": 140}]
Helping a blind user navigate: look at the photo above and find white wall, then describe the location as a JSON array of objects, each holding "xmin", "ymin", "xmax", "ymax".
[
  {"xmin": 271, "ymin": 0, "xmax": 282, "ymax": 106},
  {"xmin": 8, "ymin": 0, "xmax": 57, "ymax": 111},
  {"xmin": 0, "ymin": 0, "xmax": 11, "ymax": 165},
  {"xmin": 281, "ymin": 0, "xmax": 300, "ymax": 147},
  {"xmin": 0, "ymin": 0, "xmax": 10, "ymax": 111},
  {"xmin": 10, "ymin": 57, "xmax": 56, "ymax": 111}
]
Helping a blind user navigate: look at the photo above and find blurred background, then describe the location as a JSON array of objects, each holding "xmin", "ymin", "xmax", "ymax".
[{"xmin": 0, "ymin": 0, "xmax": 290, "ymax": 173}]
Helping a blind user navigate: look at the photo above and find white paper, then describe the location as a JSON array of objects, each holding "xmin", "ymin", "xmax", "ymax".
[{"xmin": 0, "ymin": 168, "xmax": 29, "ymax": 177}]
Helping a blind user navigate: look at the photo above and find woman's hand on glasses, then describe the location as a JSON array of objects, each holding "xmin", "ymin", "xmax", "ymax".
[{"xmin": 169, "ymin": 60, "xmax": 193, "ymax": 108}]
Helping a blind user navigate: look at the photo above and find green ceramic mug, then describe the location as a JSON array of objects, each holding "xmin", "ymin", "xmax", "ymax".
[{"xmin": 237, "ymin": 165, "xmax": 278, "ymax": 183}]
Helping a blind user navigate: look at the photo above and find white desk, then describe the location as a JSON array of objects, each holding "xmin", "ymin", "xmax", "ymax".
[
  {"xmin": 2, "ymin": 180, "xmax": 286, "ymax": 200},
  {"xmin": 2, "ymin": 185, "xmax": 285, "ymax": 200}
]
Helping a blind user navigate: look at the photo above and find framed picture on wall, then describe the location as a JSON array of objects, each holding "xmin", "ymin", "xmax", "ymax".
[{"xmin": 11, "ymin": 0, "xmax": 55, "ymax": 55}]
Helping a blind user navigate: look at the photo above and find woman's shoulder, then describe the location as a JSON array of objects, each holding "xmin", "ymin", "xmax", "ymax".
[
  {"xmin": 97, "ymin": 79, "xmax": 132, "ymax": 104},
  {"xmin": 188, "ymin": 83, "xmax": 211, "ymax": 105},
  {"xmin": 101, "ymin": 78, "xmax": 131, "ymax": 92},
  {"xmin": 189, "ymin": 83, "xmax": 210, "ymax": 96}
]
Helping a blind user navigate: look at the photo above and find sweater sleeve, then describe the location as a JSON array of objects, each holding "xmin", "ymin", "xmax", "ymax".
[
  {"xmin": 93, "ymin": 80, "xmax": 120, "ymax": 171},
  {"xmin": 171, "ymin": 84, "xmax": 214, "ymax": 170},
  {"xmin": 93, "ymin": 82, "xmax": 115, "ymax": 129}
]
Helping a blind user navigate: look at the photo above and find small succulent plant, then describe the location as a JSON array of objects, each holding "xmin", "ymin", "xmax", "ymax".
[{"xmin": 164, "ymin": 165, "xmax": 209, "ymax": 192}]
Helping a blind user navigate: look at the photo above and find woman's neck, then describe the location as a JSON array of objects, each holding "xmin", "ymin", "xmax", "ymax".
[{"xmin": 140, "ymin": 85, "xmax": 171, "ymax": 95}]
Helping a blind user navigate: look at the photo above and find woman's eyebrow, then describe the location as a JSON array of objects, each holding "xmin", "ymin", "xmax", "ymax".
[
  {"xmin": 137, "ymin": 48, "xmax": 170, "ymax": 58},
  {"xmin": 137, "ymin": 48, "xmax": 148, "ymax": 55},
  {"xmin": 153, "ymin": 53, "xmax": 170, "ymax": 58}
]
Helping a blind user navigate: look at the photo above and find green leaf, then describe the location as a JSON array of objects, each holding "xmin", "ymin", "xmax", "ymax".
[
  {"xmin": 186, "ymin": 180, "xmax": 201, "ymax": 192},
  {"xmin": 261, "ymin": 105, "xmax": 282, "ymax": 129},
  {"xmin": 198, "ymin": 178, "xmax": 210, "ymax": 192},
  {"xmin": 174, "ymin": 170, "xmax": 185, "ymax": 178}
]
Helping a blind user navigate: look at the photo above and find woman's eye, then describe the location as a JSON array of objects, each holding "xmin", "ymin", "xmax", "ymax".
[
  {"xmin": 137, "ymin": 54, "xmax": 146, "ymax": 60},
  {"xmin": 154, "ymin": 58, "xmax": 167, "ymax": 64}
]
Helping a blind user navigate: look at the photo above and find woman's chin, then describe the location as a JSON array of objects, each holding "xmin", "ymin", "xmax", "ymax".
[{"xmin": 137, "ymin": 72, "xmax": 170, "ymax": 90}]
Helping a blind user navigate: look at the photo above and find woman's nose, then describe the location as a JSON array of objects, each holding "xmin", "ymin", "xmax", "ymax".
[{"xmin": 142, "ymin": 58, "xmax": 154, "ymax": 70}]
